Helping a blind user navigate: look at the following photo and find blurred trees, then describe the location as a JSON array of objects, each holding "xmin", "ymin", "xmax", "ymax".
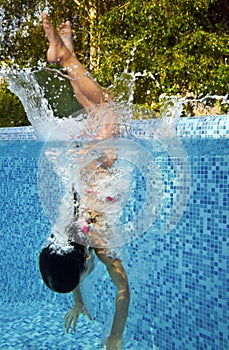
[
  {"xmin": 0, "ymin": 81, "xmax": 29, "ymax": 127},
  {"xmin": 96, "ymin": 0, "xmax": 229, "ymax": 106},
  {"xmin": 0, "ymin": 0, "xmax": 228, "ymax": 126}
]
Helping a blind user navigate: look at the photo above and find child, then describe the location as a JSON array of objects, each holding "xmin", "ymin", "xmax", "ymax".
[{"xmin": 39, "ymin": 13, "xmax": 130, "ymax": 350}]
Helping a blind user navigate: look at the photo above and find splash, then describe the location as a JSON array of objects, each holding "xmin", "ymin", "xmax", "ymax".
[
  {"xmin": 0, "ymin": 65, "xmax": 85, "ymax": 140},
  {"xmin": 37, "ymin": 102, "xmax": 191, "ymax": 248},
  {"xmin": 2, "ymin": 65, "xmax": 193, "ymax": 248},
  {"xmin": 1, "ymin": 66, "xmax": 59, "ymax": 139}
]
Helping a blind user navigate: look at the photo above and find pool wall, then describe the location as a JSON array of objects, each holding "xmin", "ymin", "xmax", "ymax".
[{"xmin": 0, "ymin": 115, "xmax": 228, "ymax": 350}]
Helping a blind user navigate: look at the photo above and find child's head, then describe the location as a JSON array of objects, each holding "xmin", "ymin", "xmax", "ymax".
[{"xmin": 39, "ymin": 241, "xmax": 86, "ymax": 293}]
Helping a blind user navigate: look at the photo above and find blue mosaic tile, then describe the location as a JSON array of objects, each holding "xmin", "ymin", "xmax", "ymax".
[
  {"xmin": 0, "ymin": 115, "xmax": 229, "ymax": 350},
  {"xmin": 0, "ymin": 302, "xmax": 102, "ymax": 349},
  {"xmin": 0, "ymin": 126, "xmax": 35, "ymax": 140}
]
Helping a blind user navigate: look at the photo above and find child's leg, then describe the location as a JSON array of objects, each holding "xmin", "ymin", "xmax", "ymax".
[
  {"xmin": 42, "ymin": 12, "xmax": 109, "ymax": 109},
  {"xmin": 42, "ymin": 12, "xmax": 117, "ymax": 140}
]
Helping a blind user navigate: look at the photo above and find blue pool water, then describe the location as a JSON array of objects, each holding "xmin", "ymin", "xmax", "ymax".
[{"xmin": 0, "ymin": 116, "xmax": 228, "ymax": 350}]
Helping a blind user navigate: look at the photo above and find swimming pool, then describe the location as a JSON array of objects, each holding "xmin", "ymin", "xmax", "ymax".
[{"xmin": 0, "ymin": 115, "xmax": 228, "ymax": 350}]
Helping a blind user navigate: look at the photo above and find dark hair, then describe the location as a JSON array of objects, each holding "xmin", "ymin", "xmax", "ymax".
[{"xmin": 39, "ymin": 242, "xmax": 85, "ymax": 293}]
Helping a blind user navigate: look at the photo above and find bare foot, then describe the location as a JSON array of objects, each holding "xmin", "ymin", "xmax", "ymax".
[
  {"xmin": 42, "ymin": 12, "xmax": 71, "ymax": 63},
  {"xmin": 58, "ymin": 21, "xmax": 75, "ymax": 56}
]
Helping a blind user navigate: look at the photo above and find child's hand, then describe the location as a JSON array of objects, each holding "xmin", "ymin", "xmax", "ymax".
[{"xmin": 64, "ymin": 303, "xmax": 92, "ymax": 333}]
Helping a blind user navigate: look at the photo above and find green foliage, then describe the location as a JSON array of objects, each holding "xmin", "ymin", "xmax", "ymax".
[
  {"xmin": 34, "ymin": 69, "xmax": 81, "ymax": 117},
  {"xmin": 0, "ymin": 0, "xmax": 228, "ymax": 126},
  {"xmin": 0, "ymin": 81, "xmax": 29, "ymax": 127},
  {"xmin": 96, "ymin": 0, "xmax": 229, "ymax": 108}
]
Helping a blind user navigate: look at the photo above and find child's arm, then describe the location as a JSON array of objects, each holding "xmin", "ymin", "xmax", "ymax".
[{"xmin": 95, "ymin": 249, "xmax": 130, "ymax": 350}]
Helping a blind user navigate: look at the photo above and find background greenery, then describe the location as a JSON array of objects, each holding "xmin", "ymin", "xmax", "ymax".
[{"xmin": 0, "ymin": 0, "xmax": 228, "ymax": 126}]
